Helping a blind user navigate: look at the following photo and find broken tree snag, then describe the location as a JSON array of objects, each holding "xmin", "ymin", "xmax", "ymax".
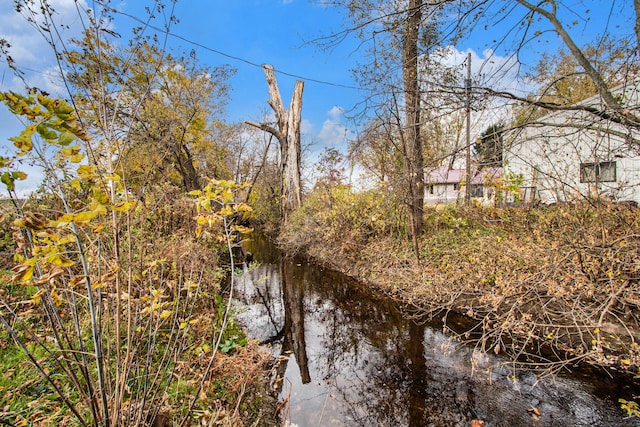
[
  {"xmin": 247, "ymin": 64, "xmax": 304, "ymax": 223},
  {"xmin": 283, "ymin": 79, "xmax": 303, "ymax": 218},
  {"xmin": 263, "ymin": 65, "xmax": 288, "ymax": 137}
]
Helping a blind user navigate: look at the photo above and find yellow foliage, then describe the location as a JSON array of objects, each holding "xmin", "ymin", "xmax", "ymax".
[{"xmin": 111, "ymin": 201, "xmax": 136, "ymax": 213}]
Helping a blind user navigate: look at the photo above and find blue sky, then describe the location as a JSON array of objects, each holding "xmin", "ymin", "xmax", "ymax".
[{"xmin": 0, "ymin": 0, "xmax": 636, "ymax": 194}]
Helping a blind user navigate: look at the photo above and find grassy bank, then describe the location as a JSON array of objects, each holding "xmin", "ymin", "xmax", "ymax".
[{"xmin": 278, "ymin": 185, "xmax": 640, "ymax": 377}]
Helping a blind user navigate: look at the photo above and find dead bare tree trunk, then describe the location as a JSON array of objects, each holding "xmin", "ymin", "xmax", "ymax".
[{"xmin": 246, "ymin": 64, "xmax": 304, "ymax": 224}]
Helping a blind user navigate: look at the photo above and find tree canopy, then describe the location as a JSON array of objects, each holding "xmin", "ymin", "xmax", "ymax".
[{"xmin": 65, "ymin": 32, "xmax": 236, "ymax": 193}]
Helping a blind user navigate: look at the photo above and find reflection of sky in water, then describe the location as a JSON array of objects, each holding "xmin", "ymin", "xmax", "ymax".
[{"xmin": 235, "ymin": 236, "xmax": 639, "ymax": 427}]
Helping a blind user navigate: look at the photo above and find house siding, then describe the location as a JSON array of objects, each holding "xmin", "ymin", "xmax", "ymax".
[
  {"xmin": 504, "ymin": 81, "xmax": 640, "ymax": 203},
  {"xmin": 424, "ymin": 166, "xmax": 502, "ymax": 205}
]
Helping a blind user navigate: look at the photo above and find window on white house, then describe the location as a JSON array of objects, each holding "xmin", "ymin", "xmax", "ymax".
[
  {"xmin": 580, "ymin": 161, "xmax": 616, "ymax": 183},
  {"xmin": 470, "ymin": 185, "xmax": 484, "ymax": 198}
]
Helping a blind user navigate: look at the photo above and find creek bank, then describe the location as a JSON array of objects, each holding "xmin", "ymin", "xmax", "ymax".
[
  {"xmin": 238, "ymin": 229, "xmax": 640, "ymax": 426},
  {"xmin": 275, "ymin": 204, "xmax": 640, "ymax": 381}
]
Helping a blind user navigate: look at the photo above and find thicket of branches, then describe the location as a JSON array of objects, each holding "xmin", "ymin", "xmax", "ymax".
[
  {"xmin": 280, "ymin": 191, "xmax": 640, "ymax": 378},
  {"xmin": 0, "ymin": 2, "xmax": 276, "ymax": 426}
]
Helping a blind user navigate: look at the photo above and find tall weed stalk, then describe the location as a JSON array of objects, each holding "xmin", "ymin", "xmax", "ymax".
[
  {"xmin": 0, "ymin": 3, "xmax": 254, "ymax": 425},
  {"xmin": 0, "ymin": 91, "xmax": 253, "ymax": 425}
]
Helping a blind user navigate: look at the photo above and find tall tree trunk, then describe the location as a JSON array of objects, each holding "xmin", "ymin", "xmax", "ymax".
[
  {"xmin": 282, "ymin": 80, "xmax": 304, "ymax": 219},
  {"xmin": 246, "ymin": 64, "xmax": 304, "ymax": 224},
  {"xmin": 176, "ymin": 145, "xmax": 200, "ymax": 192},
  {"xmin": 635, "ymin": 0, "xmax": 640, "ymax": 49},
  {"xmin": 403, "ymin": 0, "xmax": 424, "ymax": 256}
]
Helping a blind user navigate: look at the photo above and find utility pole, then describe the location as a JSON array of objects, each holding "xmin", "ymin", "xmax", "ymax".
[{"xmin": 465, "ymin": 52, "xmax": 472, "ymax": 204}]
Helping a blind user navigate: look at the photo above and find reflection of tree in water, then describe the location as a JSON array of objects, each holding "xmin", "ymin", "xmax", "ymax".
[
  {"xmin": 280, "ymin": 260, "xmax": 311, "ymax": 384},
  {"xmin": 236, "ymin": 233, "xmax": 311, "ymax": 391},
  {"xmin": 235, "ymin": 263, "xmax": 284, "ymax": 343},
  {"xmin": 296, "ymin": 262, "xmax": 636, "ymax": 426},
  {"xmin": 238, "ymin": 234, "xmax": 639, "ymax": 427}
]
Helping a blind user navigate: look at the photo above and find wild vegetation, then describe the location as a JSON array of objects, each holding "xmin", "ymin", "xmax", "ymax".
[
  {"xmin": 0, "ymin": 90, "xmax": 276, "ymax": 426},
  {"xmin": 279, "ymin": 186, "xmax": 640, "ymax": 379},
  {"xmin": 0, "ymin": 2, "xmax": 281, "ymax": 425},
  {"xmin": 1, "ymin": 0, "xmax": 640, "ymax": 424}
]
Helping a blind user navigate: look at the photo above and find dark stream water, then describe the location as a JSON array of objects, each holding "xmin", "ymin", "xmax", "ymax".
[{"xmin": 234, "ymin": 233, "xmax": 639, "ymax": 426}]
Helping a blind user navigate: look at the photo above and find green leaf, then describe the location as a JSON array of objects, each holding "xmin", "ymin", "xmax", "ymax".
[
  {"xmin": 11, "ymin": 171, "xmax": 27, "ymax": 181},
  {"xmin": 58, "ymin": 131, "xmax": 75, "ymax": 146},
  {"xmin": 53, "ymin": 102, "xmax": 74, "ymax": 116},
  {"xmin": 37, "ymin": 123, "xmax": 57, "ymax": 141},
  {"xmin": 1, "ymin": 172, "xmax": 14, "ymax": 191}
]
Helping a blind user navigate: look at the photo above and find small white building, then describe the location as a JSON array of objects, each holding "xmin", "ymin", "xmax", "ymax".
[
  {"xmin": 424, "ymin": 166, "xmax": 502, "ymax": 205},
  {"xmin": 503, "ymin": 80, "xmax": 640, "ymax": 204}
]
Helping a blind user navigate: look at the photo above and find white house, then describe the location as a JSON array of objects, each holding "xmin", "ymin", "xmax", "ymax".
[
  {"xmin": 503, "ymin": 80, "xmax": 640, "ymax": 204},
  {"xmin": 424, "ymin": 166, "xmax": 502, "ymax": 205}
]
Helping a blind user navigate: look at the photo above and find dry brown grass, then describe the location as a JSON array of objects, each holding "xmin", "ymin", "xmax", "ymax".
[{"xmin": 280, "ymin": 199, "xmax": 640, "ymax": 376}]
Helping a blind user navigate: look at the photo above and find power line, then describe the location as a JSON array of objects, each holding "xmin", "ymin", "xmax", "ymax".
[{"xmin": 113, "ymin": 9, "xmax": 362, "ymax": 91}]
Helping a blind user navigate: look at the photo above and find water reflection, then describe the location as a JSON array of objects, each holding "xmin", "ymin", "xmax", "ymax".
[{"xmin": 235, "ymin": 233, "xmax": 639, "ymax": 426}]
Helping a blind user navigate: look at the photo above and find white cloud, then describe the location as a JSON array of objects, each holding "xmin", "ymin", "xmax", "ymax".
[
  {"xmin": 301, "ymin": 118, "xmax": 313, "ymax": 136},
  {"xmin": 0, "ymin": 0, "xmax": 89, "ymax": 93},
  {"xmin": 317, "ymin": 105, "xmax": 351, "ymax": 147},
  {"xmin": 438, "ymin": 45, "xmax": 532, "ymax": 96}
]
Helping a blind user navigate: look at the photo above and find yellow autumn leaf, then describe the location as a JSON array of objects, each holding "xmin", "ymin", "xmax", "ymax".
[
  {"xmin": 235, "ymin": 203, "xmax": 253, "ymax": 213},
  {"xmin": 218, "ymin": 206, "xmax": 233, "ymax": 216},
  {"xmin": 59, "ymin": 234, "xmax": 76, "ymax": 245},
  {"xmin": 90, "ymin": 202, "xmax": 108, "ymax": 216},
  {"xmin": 221, "ymin": 189, "xmax": 234, "ymax": 203},
  {"xmin": 233, "ymin": 225, "xmax": 254, "ymax": 234},
  {"xmin": 73, "ymin": 211, "xmax": 98, "ymax": 222},
  {"xmin": 69, "ymin": 276, "xmax": 86, "ymax": 288},
  {"xmin": 57, "ymin": 213, "xmax": 75, "ymax": 223},
  {"xmin": 77, "ymin": 164, "xmax": 97, "ymax": 179},
  {"xmin": 61, "ymin": 145, "xmax": 80, "ymax": 157},
  {"xmin": 11, "ymin": 263, "xmax": 34, "ymax": 282},
  {"xmin": 92, "ymin": 189, "xmax": 110, "ymax": 204},
  {"xmin": 10, "ymin": 125, "xmax": 35, "ymax": 153},
  {"xmin": 111, "ymin": 201, "xmax": 136, "ymax": 212},
  {"xmin": 70, "ymin": 153, "xmax": 85, "ymax": 163},
  {"xmin": 50, "ymin": 289, "xmax": 62, "ymax": 306},
  {"xmin": 159, "ymin": 310, "xmax": 172, "ymax": 319},
  {"xmin": 70, "ymin": 178, "xmax": 82, "ymax": 191},
  {"xmin": 47, "ymin": 253, "xmax": 74, "ymax": 267},
  {"xmin": 31, "ymin": 289, "xmax": 45, "ymax": 306}
]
